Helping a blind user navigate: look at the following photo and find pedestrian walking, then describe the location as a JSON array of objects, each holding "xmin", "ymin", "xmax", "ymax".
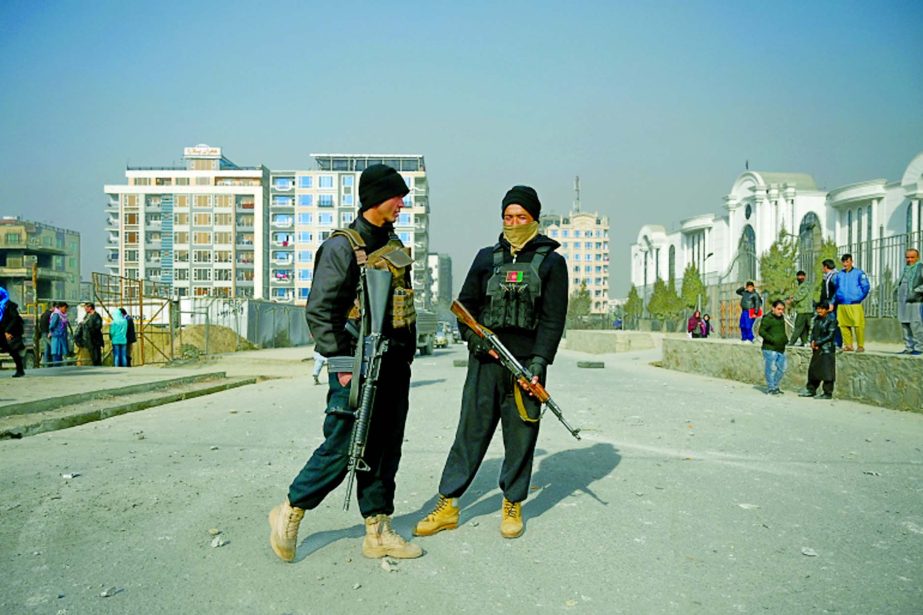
[
  {"xmin": 268, "ymin": 163, "xmax": 422, "ymax": 562},
  {"xmin": 0, "ymin": 286, "xmax": 26, "ymax": 377},
  {"xmin": 896, "ymin": 248, "xmax": 923, "ymax": 355},
  {"xmin": 687, "ymin": 310, "xmax": 705, "ymax": 338},
  {"xmin": 82, "ymin": 303, "xmax": 104, "ymax": 366},
  {"xmin": 121, "ymin": 308, "xmax": 137, "ymax": 366},
  {"xmin": 109, "ymin": 308, "xmax": 129, "ymax": 367},
  {"xmin": 48, "ymin": 302, "xmax": 70, "ymax": 366},
  {"xmin": 311, "ymin": 350, "xmax": 327, "ymax": 385},
  {"xmin": 736, "ymin": 281, "xmax": 762, "ymax": 342},
  {"xmin": 415, "ymin": 184, "xmax": 568, "ymax": 540},
  {"xmin": 800, "ymin": 301, "xmax": 838, "ymax": 399},
  {"xmin": 787, "ymin": 270, "xmax": 813, "ymax": 346},
  {"xmin": 761, "ymin": 300, "xmax": 788, "ymax": 394},
  {"xmin": 833, "ymin": 254, "xmax": 870, "ymax": 352}
]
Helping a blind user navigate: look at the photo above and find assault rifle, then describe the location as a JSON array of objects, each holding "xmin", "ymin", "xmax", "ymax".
[
  {"xmin": 343, "ymin": 268, "xmax": 393, "ymax": 511},
  {"xmin": 451, "ymin": 300, "xmax": 581, "ymax": 441}
]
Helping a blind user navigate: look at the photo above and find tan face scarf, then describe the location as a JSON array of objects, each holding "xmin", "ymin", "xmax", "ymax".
[{"xmin": 503, "ymin": 221, "xmax": 539, "ymax": 256}]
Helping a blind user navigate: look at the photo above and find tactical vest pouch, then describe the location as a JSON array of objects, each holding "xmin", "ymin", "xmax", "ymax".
[{"xmin": 392, "ymin": 287, "xmax": 416, "ymax": 328}]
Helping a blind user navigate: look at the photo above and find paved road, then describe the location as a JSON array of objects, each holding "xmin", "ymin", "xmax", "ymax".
[{"xmin": 1, "ymin": 344, "xmax": 920, "ymax": 614}]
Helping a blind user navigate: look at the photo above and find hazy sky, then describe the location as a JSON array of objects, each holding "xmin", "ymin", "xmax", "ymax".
[{"xmin": 2, "ymin": 0, "xmax": 921, "ymax": 295}]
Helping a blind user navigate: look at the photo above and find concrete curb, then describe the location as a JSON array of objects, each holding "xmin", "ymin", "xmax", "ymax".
[{"xmin": 0, "ymin": 371, "xmax": 229, "ymax": 418}]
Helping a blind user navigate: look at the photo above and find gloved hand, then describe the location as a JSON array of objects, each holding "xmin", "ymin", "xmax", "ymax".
[
  {"xmin": 464, "ymin": 329, "xmax": 492, "ymax": 358},
  {"xmin": 527, "ymin": 356, "xmax": 547, "ymax": 386}
]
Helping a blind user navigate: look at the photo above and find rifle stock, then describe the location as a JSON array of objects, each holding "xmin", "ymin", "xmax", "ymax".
[{"xmin": 450, "ymin": 300, "xmax": 581, "ymax": 440}]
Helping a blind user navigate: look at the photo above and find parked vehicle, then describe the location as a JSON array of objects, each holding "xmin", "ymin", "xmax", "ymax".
[{"xmin": 416, "ymin": 309, "xmax": 438, "ymax": 355}]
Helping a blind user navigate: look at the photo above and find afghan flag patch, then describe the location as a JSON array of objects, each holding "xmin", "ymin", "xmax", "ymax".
[{"xmin": 505, "ymin": 271, "xmax": 524, "ymax": 283}]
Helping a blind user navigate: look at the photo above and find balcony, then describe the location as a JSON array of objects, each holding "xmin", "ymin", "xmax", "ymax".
[
  {"xmin": 271, "ymin": 198, "xmax": 295, "ymax": 209},
  {"xmin": 271, "ymin": 217, "xmax": 294, "ymax": 229},
  {"xmin": 271, "ymin": 181, "xmax": 295, "ymax": 192}
]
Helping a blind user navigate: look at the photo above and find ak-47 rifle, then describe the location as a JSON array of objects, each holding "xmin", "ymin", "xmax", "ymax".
[
  {"xmin": 451, "ymin": 299, "xmax": 581, "ymax": 441},
  {"xmin": 343, "ymin": 268, "xmax": 393, "ymax": 511}
]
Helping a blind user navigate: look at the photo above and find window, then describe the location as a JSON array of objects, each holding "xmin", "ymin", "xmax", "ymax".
[
  {"xmin": 298, "ymin": 231, "xmax": 312, "ymax": 242},
  {"xmin": 343, "ymin": 194, "xmax": 354, "ymax": 206},
  {"xmin": 297, "ymin": 250, "xmax": 312, "ymax": 263},
  {"xmin": 398, "ymin": 213, "xmax": 412, "ymax": 226},
  {"xmin": 124, "ymin": 249, "xmax": 138, "ymax": 262},
  {"xmin": 194, "ymin": 195, "xmax": 210, "ymax": 208},
  {"xmin": 298, "ymin": 213, "xmax": 312, "ymax": 225},
  {"xmin": 343, "ymin": 176, "xmax": 354, "ymax": 187},
  {"xmin": 398, "ymin": 232, "xmax": 411, "ymax": 244},
  {"xmin": 341, "ymin": 212, "xmax": 354, "ymax": 225},
  {"xmin": 123, "ymin": 213, "xmax": 139, "ymax": 225},
  {"xmin": 195, "ymin": 177, "xmax": 211, "ymax": 186},
  {"xmin": 298, "ymin": 269, "xmax": 311, "ymax": 281},
  {"xmin": 174, "ymin": 232, "xmax": 189, "ymax": 244},
  {"xmin": 299, "ymin": 288, "xmax": 309, "ymax": 299},
  {"xmin": 550, "ymin": 230, "xmax": 558, "ymax": 238},
  {"xmin": 297, "ymin": 194, "xmax": 313, "ymax": 207},
  {"xmin": 194, "ymin": 213, "xmax": 212, "ymax": 226},
  {"xmin": 215, "ymin": 269, "xmax": 232, "ymax": 281},
  {"xmin": 402, "ymin": 195, "xmax": 412, "ymax": 206},
  {"xmin": 574, "ymin": 230, "xmax": 581, "ymax": 238},
  {"xmin": 214, "ymin": 213, "xmax": 233, "ymax": 226},
  {"xmin": 175, "ymin": 195, "xmax": 189, "ymax": 208},
  {"xmin": 174, "ymin": 212, "xmax": 189, "ymax": 225},
  {"xmin": 174, "ymin": 250, "xmax": 189, "ymax": 263},
  {"xmin": 133, "ymin": 177, "xmax": 151, "ymax": 186},
  {"xmin": 124, "ymin": 231, "xmax": 139, "ymax": 244},
  {"xmin": 563, "ymin": 230, "xmax": 570, "ymax": 238},
  {"xmin": 215, "ymin": 251, "xmax": 232, "ymax": 263},
  {"xmin": 193, "ymin": 232, "xmax": 212, "ymax": 244},
  {"xmin": 318, "ymin": 213, "xmax": 334, "ymax": 226},
  {"xmin": 298, "ymin": 176, "xmax": 313, "ymax": 189},
  {"xmin": 318, "ymin": 194, "xmax": 334, "ymax": 207},
  {"xmin": 319, "ymin": 176, "xmax": 334, "ymax": 188},
  {"xmin": 174, "ymin": 268, "xmax": 189, "ymax": 280},
  {"xmin": 215, "ymin": 232, "xmax": 232, "ymax": 244},
  {"xmin": 175, "ymin": 177, "xmax": 190, "ymax": 186},
  {"xmin": 193, "ymin": 268, "xmax": 212, "ymax": 281},
  {"xmin": 194, "ymin": 250, "xmax": 212, "ymax": 263}
]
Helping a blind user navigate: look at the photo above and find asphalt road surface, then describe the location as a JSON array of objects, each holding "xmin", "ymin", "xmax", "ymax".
[{"xmin": 1, "ymin": 344, "xmax": 920, "ymax": 614}]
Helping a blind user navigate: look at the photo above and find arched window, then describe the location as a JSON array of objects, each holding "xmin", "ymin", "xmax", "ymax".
[
  {"xmin": 738, "ymin": 225, "xmax": 757, "ymax": 282},
  {"xmin": 799, "ymin": 212, "xmax": 822, "ymax": 281},
  {"xmin": 668, "ymin": 245, "xmax": 676, "ymax": 283}
]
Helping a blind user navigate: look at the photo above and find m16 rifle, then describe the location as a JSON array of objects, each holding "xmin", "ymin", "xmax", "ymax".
[
  {"xmin": 343, "ymin": 268, "xmax": 393, "ymax": 511},
  {"xmin": 451, "ymin": 299, "xmax": 581, "ymax": 441}
]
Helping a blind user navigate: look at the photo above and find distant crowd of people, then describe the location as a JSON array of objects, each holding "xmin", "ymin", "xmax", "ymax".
[
  {"xmin": 727, "ymin": 249, "xmax": 923, "ymax": 400},
  {"xmin": 0, "ymin": 289, "xmax": 138, "ymax": 378}
]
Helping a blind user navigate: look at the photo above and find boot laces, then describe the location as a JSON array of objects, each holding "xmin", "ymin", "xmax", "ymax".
[
  {"xmin": 426, "ymin": 496, "xmax": 451, "ymax": 520},
  {"xmin": 503, "ymin": 500, "xmax": 519, "ymax": 519},
  {"xmin": 284, "ymin": 508, "xmax": 301, "ymax": 539}
]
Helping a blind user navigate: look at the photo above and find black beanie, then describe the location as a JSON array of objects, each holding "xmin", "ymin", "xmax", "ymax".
[
  {"xmin": 359, "ymin": 164, "xmax": 409, "ymax": 210},
  {"xmin": 501, "ymin": 185, "xmax": 541, "ymax": 221}
]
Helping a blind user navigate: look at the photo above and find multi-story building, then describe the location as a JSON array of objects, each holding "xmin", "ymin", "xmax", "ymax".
[
  {"xmin": 427, "ymin": 253, "xmax": 453, "ymax": 306},
  {"xmin": 540, "ymin": 210, "xmax": 611, "ymax": 314},
  {"xmin": 0, "ymin": 217, "xmax": 81, "ymax": 304},
  {"xmin": 270, "ymin": 154, "xmax": 430, "ymax": 306},
  {"xmin": 104, "ymin": 145, "xmax": 269, "ymax": 298}
]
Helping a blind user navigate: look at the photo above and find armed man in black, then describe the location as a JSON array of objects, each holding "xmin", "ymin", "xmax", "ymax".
[
  {"xmin": 415, "ymin": 185, "xmax": 568, "ymax": 539},
  {"xmin": 268, "ymin": 164, "xmax": 423, "ymax": 562}
]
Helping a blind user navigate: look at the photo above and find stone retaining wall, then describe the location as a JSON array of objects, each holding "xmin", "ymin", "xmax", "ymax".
[
  {"xmin": 662, "ymin": 338, "xmax": 921, "ymax": 413},
  {"xmin": 565, "ymin": 330, "xmax": 656, "ymax": 354}
]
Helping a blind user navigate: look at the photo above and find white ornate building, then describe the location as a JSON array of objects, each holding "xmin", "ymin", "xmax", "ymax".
[{"xmin": 630, "ymin": 152, "xmax": 923, "ymax": 316}]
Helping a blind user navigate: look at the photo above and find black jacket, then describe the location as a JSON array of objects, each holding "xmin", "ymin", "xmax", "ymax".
[
  {"xmin": 305, "ymin": 216, "xmax": 417, "ymax": 361},
  {"xmin": 85, "ymin": 312, "xmax": 104, "ymax": 347},
  {"xmin": 126, "ymin": 316, "xmax": 137, "ymax": 344},
  {"xmin": 810, "ymin": 312, "xmax": 838, "ymax": 354},
  {"xmin": 0, "ymin": 300, "xmax": 25, "ymax": 352},
  {"xmin": 736, "ymin": 287, "xmax": 762, "ymax": 311},
  {"xmin": 457, "ymin": 234, "xmax": 568, "ymax": 363}
]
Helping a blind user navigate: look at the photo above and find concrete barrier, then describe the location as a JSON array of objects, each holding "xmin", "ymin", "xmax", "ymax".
[
  {"xmin": 662, "ymin": 338, "xmax": 921, "ymax": 412},
  {"xmin": 565, "ymin": 330, "xmax": 655, "ymax": 354}
]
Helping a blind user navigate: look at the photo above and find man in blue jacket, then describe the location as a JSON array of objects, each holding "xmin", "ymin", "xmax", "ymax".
[{"xmin": 833, "ymin": 254, "xmax": 870, "ymax": 352}]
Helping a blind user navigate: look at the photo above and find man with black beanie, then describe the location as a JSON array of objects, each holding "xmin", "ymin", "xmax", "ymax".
[
  {"xmin": 268, "ymin": 163, "xmax": 423, "ymax": 562},
  {"xmin": 415, "ymin": 184, "xmax": 568, "ymax": 540}
]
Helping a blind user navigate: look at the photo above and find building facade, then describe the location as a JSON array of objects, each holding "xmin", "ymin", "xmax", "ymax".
[
  {"xmin": 104, "ymin": 145, "xmax": 269, "ymax": 299},
  {"xmin": 630, "ymin": 152, "xmax": 923, "ymax": 317},
  {"xmin": 105, "ymin": 148, "xmax": 432, "ymax": 307},
  {"xmin": 0, "ymin": 217, "xmax": 81, "ymax": 305},
  {"xmin": 427, "ymin": 253, "xmax": 453, "ymax": 306},
  {"xmin": 540, "ymin": 210, "xmax": 610, "ymax": 313}
]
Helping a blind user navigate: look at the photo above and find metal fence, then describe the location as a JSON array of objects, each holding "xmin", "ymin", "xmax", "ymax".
[
  {"xmin": 838, "ymin": 230, "xmax": 922, "ymax": 319},
  {"xmin": 178, "ymin": 297, "xmax": 310, "ymax": 349}
]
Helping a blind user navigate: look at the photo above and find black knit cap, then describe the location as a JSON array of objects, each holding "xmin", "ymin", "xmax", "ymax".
[
  {"xmin": 359, "ymin": 164, "xmax": 409, "ymax": 211},
  {"xmin": 501, "ymin": 185, "xmax": 541, "ymax": 221}
]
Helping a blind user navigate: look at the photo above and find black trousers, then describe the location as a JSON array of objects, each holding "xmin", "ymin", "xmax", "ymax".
[
  {"xmin": 90, "ymin": 344, "xmax": 103, "ymax": 367},
  {"xmin": 789, "ymin": 313, "xmax": 812, "ymax": 345},
  {"xmin": 1, "ymin": 339, "xmax": 24, "ymax": 374},
  {"xmin": 438, "ymin": 356, "xmax": 541, "ymax": 504},
  {"xmin": 288, "ymin": 357, "xmax": 411, "ymax": 518},
  {"xmin": 806, "ymin": 352, "xmax": 835, "ymax": 395}
]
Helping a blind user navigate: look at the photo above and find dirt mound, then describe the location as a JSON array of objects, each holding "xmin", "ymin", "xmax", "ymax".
[{"xmin": 173, "ymin": 324, "xmax": 257, "ymax": 357}]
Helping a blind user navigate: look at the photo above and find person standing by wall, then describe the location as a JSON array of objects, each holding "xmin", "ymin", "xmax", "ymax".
[
  {"xmin": 0, "ymin": 287, "xmax": 26, "ymax": 377},
  {"xmin": 760, "ymin": 300, "xmax": 788, "ymax": 395},
  {"xmin": 109, "ymin": 308, "xmax": 129, "ymax": 367},
  {"xmin": 896, "ymin": 248, "xmax": 923, "ymax": 355},
  {"xmin": 83, "ymin": 303, "xmax": 104, "ymax": 366},
  {"xmin": 687, "ymin": 310, "xmax": 704, "ymax": 338},
  {"xmin": 701, "ymin": 313, "xmax": 712, "ymax": 338},
  {"xmin": 48, "ymin": 302, "xmax": 69, "ymax": 366},
  {"xmin": 120, "ymin": 308, "xmax": 137, "ymax": 367},
  {"xmin": 788, "ymin": 271, "xmax": 813, "ymax": 346},
  {"xmin": 833, "ymin": 254, "xmax": 871, "ymax": 352},
  {"xmin": 736, "ymin": 281, "xmax": 762, "ymax": 343},
  {"xmin": 39, "ymin": 301, "xmax": 56, "ymax": 366},
  {"xmin": 800, "ymin": 301, "xmax": 838, "ymax": 399}
]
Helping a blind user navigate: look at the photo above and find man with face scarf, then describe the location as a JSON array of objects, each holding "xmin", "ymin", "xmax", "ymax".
[{"xmin": 415, "ymin": 185, "xmax": 568, "ymax": 540}]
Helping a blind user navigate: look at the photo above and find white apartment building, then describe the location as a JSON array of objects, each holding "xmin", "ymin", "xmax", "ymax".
[
  {"xmin": 104, "ymin": 145, "xmax": 269, "ymax": 298},
  {"xmin": 630, "ymin": 152, "xmax": 923, "ymax": 317},
  {"xmin": 427, "ymin": 253, "xmax": 453, "ymax": 306},
  {"xmin": 541, "ymin": 210, "xmax": 610, "ymax": 313},
  {"xmin": 269, "ymin": 154, "xmax": 430, "ymax": 306}
]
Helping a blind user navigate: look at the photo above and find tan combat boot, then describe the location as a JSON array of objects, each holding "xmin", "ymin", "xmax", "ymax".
[
  {"xmin": 362, "ymin": 514, "xmax": 423, "ymax": 559},
  {"xmin": 268, "ymin": 499, "xmax": 305, "ymax": 562},
  {"xmin": 413, "ymin": 495, "xmax": 460, "ymax": 536},
  {"xmin": 500, "ymin": 498, "xmax": 524, "ymax": 539}
]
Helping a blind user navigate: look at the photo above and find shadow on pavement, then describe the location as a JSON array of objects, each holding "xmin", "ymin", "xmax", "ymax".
[{"xmin": 410, "ymin": 378, "xmax": 446, "ymax": 389}]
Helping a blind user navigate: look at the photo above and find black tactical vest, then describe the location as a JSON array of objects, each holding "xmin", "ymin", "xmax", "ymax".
[{"xmin": 480, "ymin": 244, "xmax": 552, "ymax": 330}]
